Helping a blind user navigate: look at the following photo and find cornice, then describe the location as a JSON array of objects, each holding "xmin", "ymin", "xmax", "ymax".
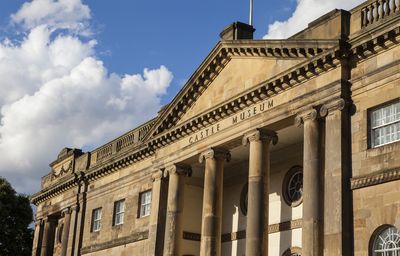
[
  {"xmin": 350, "ymin": 23, "xmax": 400, "ymax": 61},
  {"xmin": 143, "ymin": 40, "xmax": 339, "ymax": 142},
  {"xmin": 31, "ymin": 174, "xmax": 81, "ymax": 205},
  {"xmin": 351, "ymin": 167, "xmax": 400, "ymax": 190},
  {"xmin": 147, "ymin": 46, "xmax": 342, "ymax": 151}
]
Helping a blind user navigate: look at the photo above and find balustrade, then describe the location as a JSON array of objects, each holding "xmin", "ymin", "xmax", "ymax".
[{"xmin": 361, "ymin": 0, "xmax": 399, "ymax": 28}]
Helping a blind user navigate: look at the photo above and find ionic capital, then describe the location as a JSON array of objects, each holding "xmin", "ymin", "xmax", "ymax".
[
  {"xmin": 295, "ymin": 108, "xmax": 318, "ymax": 127},
  {"xmin": 199, "ymin": 148, "xmax": 231, "ymax": 164},
  {"xmin": 164, "ymin": 164, "xmax": 192, "ymax": 177},
  {"xmin": 242, "ymin": 128, "xmax": 278, "ymax": 146},
  {"xmin": 61, "ymin": 207, "xmax": 72, "ymax": 217},
  {"xmin": 152, "ymin": 170, "xmax": 163, "ymax": 182},
  {"xmin": 320, "ymin": 98, "xmax": 346, "ymax": 117}
]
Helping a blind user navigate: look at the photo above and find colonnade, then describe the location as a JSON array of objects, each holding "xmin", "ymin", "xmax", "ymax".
[{"xmin": 153, "ymin": 98, "xmax": 349, "ymax": 256}]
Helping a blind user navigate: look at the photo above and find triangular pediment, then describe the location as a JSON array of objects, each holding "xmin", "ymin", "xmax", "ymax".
[{"xmin": 144, "ymin": 39, "xmax": 338, "ymax": 140}]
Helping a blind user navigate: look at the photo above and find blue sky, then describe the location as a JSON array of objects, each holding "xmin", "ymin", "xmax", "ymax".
[
  {"xmin": 1, "ymin": 0, "xmax": 296, "ymax": 105},
  {"xmin": 0, "ymin": 0, "xmax": 364, "ymax": 194}
]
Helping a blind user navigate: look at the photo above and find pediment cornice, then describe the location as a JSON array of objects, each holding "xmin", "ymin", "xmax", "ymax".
[{"xmin": 143, "ymin": 39, "xmax": 339, "ymax": 142}]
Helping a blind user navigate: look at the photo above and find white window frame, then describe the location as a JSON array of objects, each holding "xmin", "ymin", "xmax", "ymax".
[
  {"xmin": 139, "ymin": 190, "xmax": 152, "ymax": 218},
  {"xmin": 91, "ymin": 208, "xmax": 102, "ymax": 232},
  {"xmin": 372, "ymin": 225, "xmax": 400, "ymax": 255},
  {"xmin": 113, "ymin": 199, "xmax": 125, "ymax": 226},
  {"xmin": 370, "ymin": 100, "xmax": 400, "ymax": 148}
]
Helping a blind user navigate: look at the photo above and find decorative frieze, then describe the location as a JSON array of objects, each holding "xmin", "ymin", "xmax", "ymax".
[{"xmin": 350, "ymin": 167, "xmax": 400, "ymax": 190}]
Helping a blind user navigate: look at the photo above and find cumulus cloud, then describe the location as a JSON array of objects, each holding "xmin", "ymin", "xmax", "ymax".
[
  {"xmin": 264, "ymin": 0, "xmax": 365, "ymax": 39},
  {"xmin": 11, "ymin": 0, "xmax": 91, "ymax": 33},
  {"xmin": 0, "ymin": 0, "xmax": 173, "ymax": 194}
]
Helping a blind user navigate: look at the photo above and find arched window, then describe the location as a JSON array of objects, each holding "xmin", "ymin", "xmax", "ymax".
[{"xmin": 370, "ymin": 225, "xmax": 400, "ymax": 256}]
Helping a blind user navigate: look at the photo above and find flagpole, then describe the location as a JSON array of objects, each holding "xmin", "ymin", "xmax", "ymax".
[{"xmin": 249, "ymin": 0, "xmax": 253, "ymax": 26}]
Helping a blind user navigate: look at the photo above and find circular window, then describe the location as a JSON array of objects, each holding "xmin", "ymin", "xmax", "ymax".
[
  {"xmin": 240, "ymin": 183, "xmax": 248, "ymax": 216},
  {"xmin": 282, "ymin": 166, "xmax": 303, "ymax": 207},
  {"xmin": 371, "ymin": 225, "xmax": 400, "ymax": 255}
]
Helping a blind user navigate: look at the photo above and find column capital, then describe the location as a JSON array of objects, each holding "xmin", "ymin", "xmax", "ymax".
[
  {"xmin": 164, "ymin": 164, "xmax": 192, "ymax": 177},
  {"xmin": 242, "ymin": 128, "xmax": 278, "ymax": 146},
  {"xmin": 320, "ymin": 98, "xmax": 347, "ymax": 117},
  {"xmin": 199, "ymin": 148, "xmax": 231, "ymax": 164},
  {"xmin": 61, "ymin": 207, "xmax": 72, "ymax": 217},
  {"xmin": 295, "ymin": 108, "xmax": 318, "ymax": 127},
  {"xmin": 152, "ymin": 170, "xmax": 164, "ymax": 182}
]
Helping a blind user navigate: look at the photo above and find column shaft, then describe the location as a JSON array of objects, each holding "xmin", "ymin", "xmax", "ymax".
[
  {"xmin": 299, "ymin": 109, "xmax": 320, "ymax": 256},
  {"xmin": 40, "ymin": 217, "xmax": 57, "ymax": 256},
  {"xmin": 60, "ymin": 209, "xmax": 72, "ymax": 256},
  {"xmin": 243, "ymin": 129, "xmax": 276, "ymax": 256},
  {"xmin": 149, "ymin": 170, "xmax": 165, "ymax": 256},
  {"xmin": 32, "ymin": 220, "xmax": 43, "ymax": 256},
  {"xmin": 199, "ymin": 148, "xmax": 230, "ymax": 256},
  {"xmin": 163, "ymin": 165, "xmax": 190, "ymax": 255}
]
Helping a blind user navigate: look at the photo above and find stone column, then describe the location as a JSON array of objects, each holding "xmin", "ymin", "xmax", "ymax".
[
  {"xmin": 60, "ymin": 208, "xmax": 72, "ymax": 256},
  {"xmin": 163, "ymin": 164, "xmax": 192, "ymax": 256},
  {"xmin": 242, "ymin": 128, "xmax": 277, "ymax": 256},
  {"xmin": 148, "ymin": 170, "xmax": 165, "ymax": 256},
  {"xmin": 199, "ymin": 148, "xmax": 231, "ymax": 256},
  {"xmin": 320, "ymin": 98, "xmax": 353, "ymax": 256},
  {"xmin": 296, "ymin": 109, "xmax": 320, "ymax": 256},
  {"xmin": 41, "ymin": 217, "xmax": 56, "ymax": 256},
  {"xmin": 32, "ymin": 219, "xmax": 43, "ymax": 256},
  {"xmin": 66, "ymin": 205, "xmax": 79, "ymax": 256}
]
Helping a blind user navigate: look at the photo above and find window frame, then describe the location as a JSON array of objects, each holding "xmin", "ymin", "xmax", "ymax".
[
  {"xmin": 369, "ymin": 224, "xmax": 400, "ymax": 256},
  {"xmin": 368, "ymin": 99, "xmax": 400, "ymax": 148},
  {"xmin": 282, "ymin": 165, "xmax": 303, "ymax": 207},
  {"xmin": 113, "ymin": 199, "xmax": 125, "ymax": 226},
  {"xmin": 91, "ymin": 207, "xmax": 102, "ymax": 232},
  {"xmin": 138, "ymin": 190, "xmax": 152, "ymax": 218}
]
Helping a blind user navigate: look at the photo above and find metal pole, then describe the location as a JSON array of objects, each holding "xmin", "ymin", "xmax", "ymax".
[{"xmin": 249, "ymin": 0, "xmax": 253, "ymax": 26}]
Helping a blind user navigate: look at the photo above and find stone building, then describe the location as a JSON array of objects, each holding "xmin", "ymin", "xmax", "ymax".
[{"xmin": 31, "ymin": 0, "xmax": 400, "ymax": 255}]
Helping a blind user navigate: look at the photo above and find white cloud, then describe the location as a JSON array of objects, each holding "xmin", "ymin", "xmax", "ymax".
[
  {"xmin": 11, "ymin": 0, "xmax": 91, "ymax": 34},
  {"xmin": 0, "ymin": 1, "xmax": 173, "ymax": 194},
  {"xmin": 264, "ymin": 0, "xmax": 365, "ymax": 39}
]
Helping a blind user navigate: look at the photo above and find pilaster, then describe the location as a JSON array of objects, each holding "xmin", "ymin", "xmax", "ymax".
[{"xmin": 320, "ymin": 98, "xmax": 353, "ymax": 256}]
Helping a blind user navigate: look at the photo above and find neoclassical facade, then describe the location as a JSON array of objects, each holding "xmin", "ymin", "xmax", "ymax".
[{"xmin": 31, "ymin": 0, "xmax": 400, "ymax": 255}]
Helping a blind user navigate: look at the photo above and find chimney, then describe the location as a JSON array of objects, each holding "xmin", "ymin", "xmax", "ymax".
[{"xmin": 220, "ymin": 21, "xmax": 255, "ymax": 40}]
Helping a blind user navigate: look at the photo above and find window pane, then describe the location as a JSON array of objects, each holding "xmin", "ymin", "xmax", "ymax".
[
  {"xmin": 139, "ymin": 191, "xmax": 152, "ymax": 217},
  {"xmin": 371, "ymin": 101, "xmax": 400, "ymax": 147},
  {"xmin": 373, "ymin": 226, "xmax": 400, "ymax": 255},
  {"xmin": 92, "ymin": 208, "xmax": 101, "ymax": 231}
]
